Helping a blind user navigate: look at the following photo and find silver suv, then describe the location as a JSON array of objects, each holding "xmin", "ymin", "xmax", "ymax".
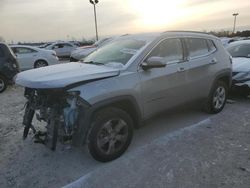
[{"xmin": 15, "ymin": 31, "xmax": 232, "ymax": 162}]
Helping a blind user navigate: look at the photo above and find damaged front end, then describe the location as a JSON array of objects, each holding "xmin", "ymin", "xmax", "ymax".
[{"xmin": 22, "ymin": 88, "xmax": 90, "ymax": 150}]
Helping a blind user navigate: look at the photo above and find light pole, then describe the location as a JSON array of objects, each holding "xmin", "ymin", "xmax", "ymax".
[
  {"xmin": 232, "ymin": 13, "xmax": 239, "ymax": 34},
  {"xmin": 89, "ymin": 0, "xmax": 99, "ymax": 41}
]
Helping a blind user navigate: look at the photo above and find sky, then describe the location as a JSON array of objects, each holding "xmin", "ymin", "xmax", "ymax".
[{"xmin": 0, "ymin": 0, "xmax": 250, "ymax": 42}]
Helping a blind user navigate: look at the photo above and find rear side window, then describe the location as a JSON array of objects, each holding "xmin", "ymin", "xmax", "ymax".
[
  {"xmin": 185, "ymin": 38, "xmax": 209, "ymax": 58},
  {"xmin": 148, "ymin": 38, "xmax": 183, "ymax": 63}
]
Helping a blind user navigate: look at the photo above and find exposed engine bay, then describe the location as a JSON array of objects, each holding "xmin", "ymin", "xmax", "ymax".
[{"xmin": 22, "ymin": 88, "xmax": 88, "ymax": 150}]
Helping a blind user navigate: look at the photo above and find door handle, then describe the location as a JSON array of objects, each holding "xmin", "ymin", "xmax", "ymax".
[{"xmin": 177, "ymin": 67, "xmax": 185, "ymax": 72}]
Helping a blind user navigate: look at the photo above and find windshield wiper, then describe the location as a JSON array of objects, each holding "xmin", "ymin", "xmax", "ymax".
[{"xmin": 82, "ymin": 61, "xmax": 105, "ymax": 65}]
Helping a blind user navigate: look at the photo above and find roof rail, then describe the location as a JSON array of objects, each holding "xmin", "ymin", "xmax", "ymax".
[{"xmin": 163, "ymin": 30, "xmax": 210, "ymax": 35}]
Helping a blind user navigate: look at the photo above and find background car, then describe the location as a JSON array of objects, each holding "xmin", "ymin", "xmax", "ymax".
[
  {"xmin": 38, "ymin": 42, "xmax": 52, "ymax": 48},
  {"xmin": 70, "ymin": 37, "xmax": 114, "ymax": 62},
  {"xmin": 45, "ymin": 42, "xmax": 77, "ymax": 58},
  {"xmin": 0, "ymin": 43, "xmax": 19, "ymax": 93},
  {"xmin": 227, "ymin": 40, "xmax": 250, "ymax": 95},
  {"xmin": 11, "ymin": 45, "xmax": 59, "ymax": 70}
]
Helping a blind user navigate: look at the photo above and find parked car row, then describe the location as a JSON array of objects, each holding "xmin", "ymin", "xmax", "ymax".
[{"xmin": 11, "ymin": 45, "xmax": 59, "ymax": 70}]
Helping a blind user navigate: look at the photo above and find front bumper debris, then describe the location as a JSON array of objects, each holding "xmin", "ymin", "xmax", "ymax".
[{"xmin": 22, "ymin": 88, "xmax": 90, "ymax": 150}]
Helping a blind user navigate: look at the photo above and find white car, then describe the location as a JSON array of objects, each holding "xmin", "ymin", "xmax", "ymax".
[
  {"xmin": 45, "ymin": 42, "xmax": 77, "ymax": 57},
  {"xmin": 70, "ymin": 38, "xmax": 114, "ymax": 62},
  {"xmin": 226, "ymin": 40, "xmax": 250, "ymax": 94},
  {"xmin": 11, "ymin": 45, "xmax": 59, "ymax": 71}
]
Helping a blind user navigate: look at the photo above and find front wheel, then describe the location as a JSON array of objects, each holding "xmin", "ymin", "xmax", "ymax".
[
  {"xmin": 205, "ymin": 81, "xmax": 228, "ymax": 114},
  {"xmin": 87, "ymin": 107, "xmax": 133, "ymax": 162}
]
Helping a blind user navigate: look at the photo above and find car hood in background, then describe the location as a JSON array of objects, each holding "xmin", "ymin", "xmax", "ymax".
[
  {"xmin": 71, "ymin": 47, "xmax": 96, "ymax": 57},
  {"xmin": 15, "ymin": 62, "xmax": 120, "ymax": 89},
  {"xmin": 232, "ymin": 57, "xmax": 250, "ymax": 73}
]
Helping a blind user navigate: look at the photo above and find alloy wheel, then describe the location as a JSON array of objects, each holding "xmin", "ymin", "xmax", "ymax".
[
  {"xmin": 213, "ymin": 86, "xmax": 226, "ymax": 110},
  {"xmin": 97, "ymin": 119, "xmax": 129, "ymax": 155}
]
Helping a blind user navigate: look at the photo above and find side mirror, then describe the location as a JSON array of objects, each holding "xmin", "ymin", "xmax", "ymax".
[{"xmin": 141, "ymin": 56, "xmax": 166, "ymax": 70}]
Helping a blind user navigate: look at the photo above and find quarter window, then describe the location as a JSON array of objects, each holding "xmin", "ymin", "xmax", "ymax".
[
  {"xmin": 185, "ymin": 38, "xmax": 209, "ymax": 58},
  {"xmin": 148, "ymin": 38, "xmax": 183, "ymax": 63},
  {"xmin": 207, "ymin": 40, "xmax": 216, "ymax": 52}
]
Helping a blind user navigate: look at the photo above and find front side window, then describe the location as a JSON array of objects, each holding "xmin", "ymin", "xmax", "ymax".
[
  {"xmin": 227, "ymin": 44, "xmax": 250, "ymax": 58},
  {"xmin": 83, "ymin": 39, "xmax": 146, "ymax": 65},
  {"xmin": 147, "ymin": 38, "xmax": 183, "ymax": 63},
  {"xmin": 185, "ymin": 38, "xmax": 209, "ymax": 58}
]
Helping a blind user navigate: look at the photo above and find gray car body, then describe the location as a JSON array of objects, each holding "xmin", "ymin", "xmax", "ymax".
[{"xmin": 16, "ymin": 32, "xmax": 232, "ymax": 126}]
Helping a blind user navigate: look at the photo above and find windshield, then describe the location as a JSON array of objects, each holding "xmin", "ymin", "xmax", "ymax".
[
  {"xmin": 83, "ymin": 39, "xmax": 146, "ymax": 65},
  {"xmin": 227, "ymin": 44, "xmax": 250, "ymax": 58}
]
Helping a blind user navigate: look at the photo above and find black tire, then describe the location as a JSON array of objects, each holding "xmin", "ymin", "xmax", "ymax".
[
  {"xmin": 0, "ymin": 75, "xmax": 7, "ymax": 93},
  {"xmin": 87, "ymin": 107, "xmax": 134, "ymax": 162},
  {"xmin": 34, "ymin": 60, "xmax": 48, "ymax": 68},
  {"xmin": 205, "ymin": 80, "xmax": 228, "ymax": 114}
]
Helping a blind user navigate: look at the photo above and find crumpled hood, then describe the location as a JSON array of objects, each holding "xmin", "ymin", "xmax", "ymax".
[
  {"xmin": 15, "ymin": 62, "xmax": 120, "ymax": 89},
  {"xmin": 232, "ymin": 57, "xmax": 250, "ymax": 73}
]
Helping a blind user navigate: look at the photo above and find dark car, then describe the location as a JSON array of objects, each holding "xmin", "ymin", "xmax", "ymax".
[{"xmin": 0, "ymin": 43, "xmax": 19, "ymax": 93}]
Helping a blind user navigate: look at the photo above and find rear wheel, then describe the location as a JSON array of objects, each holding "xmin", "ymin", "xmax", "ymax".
[
  {"xmin": 34, "ymin": 60, "xmax": 48, "ymax": 68},
  {"xmin": 87, "ymin": 107, "xmax": 133, "ymax": 162},
  {"xmin": 205, "ymin": 81, "xmax": 228, "ymax": 114},
  {"xmin": 0, "ymin": 76, "xmax": 7, "ymax": 93}
]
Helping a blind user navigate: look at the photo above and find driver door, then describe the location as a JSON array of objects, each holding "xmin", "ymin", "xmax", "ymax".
[{"xmin": 138, "ymin": 38, "xmax": 190, "ymax": 118}]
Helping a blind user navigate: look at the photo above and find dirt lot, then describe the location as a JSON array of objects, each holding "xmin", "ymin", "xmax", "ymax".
[{"xmin": 0, "ymin": 86, "xmax": 250, "ymax": 188}]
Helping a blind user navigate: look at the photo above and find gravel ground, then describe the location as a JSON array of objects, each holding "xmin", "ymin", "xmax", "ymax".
[{"xmin": 0, "ymin": 86, "xmax": 250, "ymax": 188}]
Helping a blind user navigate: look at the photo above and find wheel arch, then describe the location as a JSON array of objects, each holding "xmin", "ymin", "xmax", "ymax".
[
  {"xmin": 89, "ymin": 96, "xmax": 142, "ymax": 129},
  {"xmin": 212, "ymin": 69, "xmax": 232, "ymax": 90},
  {"xmin": 74, "ymin": 95, "xmax": 143, "ymax": 146}
]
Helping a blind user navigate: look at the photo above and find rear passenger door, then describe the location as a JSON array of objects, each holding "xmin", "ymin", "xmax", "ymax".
[{"xmin": 184, "ymin": 38, "xmax": 217, "ymax": 100}]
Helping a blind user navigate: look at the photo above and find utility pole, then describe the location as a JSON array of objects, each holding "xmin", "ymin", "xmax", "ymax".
[
  {"xmin": 89, "ymin": 0, "xmax": 99, "ymax": 41},
  {"xmin": 232, "ymin": 13, "xmax": 239, "ymax": 34}
]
